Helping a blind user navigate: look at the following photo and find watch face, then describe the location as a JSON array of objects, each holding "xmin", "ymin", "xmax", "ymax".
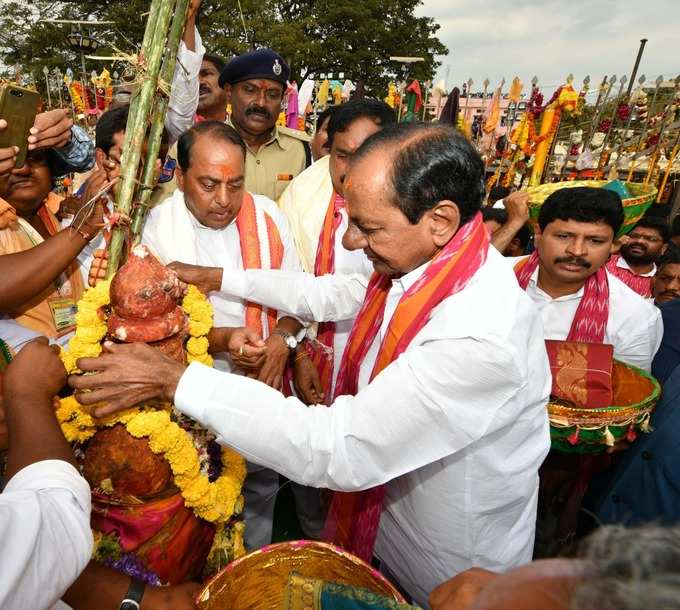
[
  {"xmin": 285, "ymin": 335, "xmax": 297, "ymax": 349},
  {"xmin": 119, "ymin": 603, "xmax": 140, "ymax": 610}
]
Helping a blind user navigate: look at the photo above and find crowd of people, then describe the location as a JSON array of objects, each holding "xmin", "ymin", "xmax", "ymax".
[{"xmin": 2, "ymin": 7, "xmax": 680, "ymax": 610}]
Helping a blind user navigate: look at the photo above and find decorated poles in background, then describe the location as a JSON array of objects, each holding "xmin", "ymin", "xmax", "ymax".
[
  {"xmin": 626, "ymin": 75, "xmax": 664, "ymax": 181},
  {"xmin": 609, "ymin": 74, "xmax": 646, "ymax": 176},
  {"xmin": 656, "ymin": 128, "xmax": 680, "ymax": 202},
  {"xmin": 131, "ymin": 0, "xmax": 191, "ymax": 238},
  {"xmin": 594, "ymin": 75, "xmax": 627, "ymax": 175},
  {"xmin": 462, "ymin": 78, "xmax": 473, "ymax": 125},
  {"xmin": 106, "ymin": 0, "xmax": 179, "ymax": 277},
  {"xmin": 581, "ymin": 75, "xmax": 616, "ymax": 157},
  {"xmin": 475, "ymin": 78, "xmax": 490, "ymax": 147},
  {"xmin": 643, "ymin": 75, "xmax": 680, "ymax": 186}
]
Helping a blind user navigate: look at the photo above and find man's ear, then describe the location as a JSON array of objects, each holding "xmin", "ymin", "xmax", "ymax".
[
  {"xmin": 94, "ymin": 148, "xmax": 106, "ymax": 168},
  {"xmin": 176, "ymin": 166, "xmax": 185, "ymax": 192},
  {"xmin": 225, "ymin": 84, "xmax": 233, "ymax": 104},
  {"xmin": 429, "ymin": 200, "xmax": 461, "ymax": 248}
]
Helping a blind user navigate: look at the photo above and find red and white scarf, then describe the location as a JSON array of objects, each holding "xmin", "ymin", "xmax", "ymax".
[
  {"xmin": 322, "ymin": 212, "xmax": 490, "ymax": 561},
  {"xmin": 514, "ymin": 252, "xmax": 609, "ymax": 343}
]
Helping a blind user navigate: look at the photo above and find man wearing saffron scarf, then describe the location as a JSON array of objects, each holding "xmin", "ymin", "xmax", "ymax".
[
  {"xmin": 140, "ymin": 121, "xmax": 304, "ymax": 552},
  {"xmin": 71, "ymin": 123, "xmax": 552, "ymax": 607},
  {"xmin": 513, "ymin": 187, "xmax": 662, "ymax": 372},
  {"xmin": 279, "ymin": 98, "xmax": 394, "ymax": 404}
]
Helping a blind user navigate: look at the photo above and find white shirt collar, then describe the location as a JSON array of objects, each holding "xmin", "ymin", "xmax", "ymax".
[
  {"xmin": 616, "ymin": 255, "xmax": 656, "ymax": 277},
  {"xmin": 393, "ymin": 260, "xmax": 430, "ymax": 294},
  {"xmin": 527, "ymin": 264, "xmax": 584, "ymax": 302}
]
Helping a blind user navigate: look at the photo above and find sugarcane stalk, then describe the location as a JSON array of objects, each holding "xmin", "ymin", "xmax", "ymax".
[
  {"xmin": 107, "ymin": 0, "xmax": 176, "ymax": 277},
  {"xmin": 131, "ymin": 0, "xmax": 191, "ymax": 238}
]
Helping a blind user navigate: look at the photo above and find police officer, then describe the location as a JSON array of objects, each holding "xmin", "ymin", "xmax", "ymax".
[{"xmin": 219, "ymin": 48, "xmax": 311, "ymax": 201}]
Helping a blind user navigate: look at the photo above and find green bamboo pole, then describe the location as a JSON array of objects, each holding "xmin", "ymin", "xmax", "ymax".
[
  {"xmin": 131, "ymin": 0, "xmax": 191, "ymax": 238},
  {"xmin": 106, "ymin": 0, "xmax": 176, "ymax": 277}
]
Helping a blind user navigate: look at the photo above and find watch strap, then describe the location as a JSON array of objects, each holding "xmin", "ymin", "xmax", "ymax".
[{"xmin": 119, "ymin": 578, "xmax": 146, "ymax": 610}]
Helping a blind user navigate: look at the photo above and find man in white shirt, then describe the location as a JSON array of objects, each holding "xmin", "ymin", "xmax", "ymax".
[
  {"xmin": 278, "ymin": 98, "xmax": 394, "ymax": 403},
  {"xmin": 512, "ymin": 186, "xmax": 662, "ymax": 372},
  {"xmin": 72, "ymin": 123, "xmax": 552, "ymax": 607},
  {"xmin": 1, "ymin": 338, "xmax": 92, "ymax": 610},
  {"xmin": 141, "ymin": 120, "xmax": 304, "ymax": 551}
]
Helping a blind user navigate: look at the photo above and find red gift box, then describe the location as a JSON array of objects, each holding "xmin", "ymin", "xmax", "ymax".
[{"xmin": 545, "ymin": 340, "xmax": 614, "ymax": 409}]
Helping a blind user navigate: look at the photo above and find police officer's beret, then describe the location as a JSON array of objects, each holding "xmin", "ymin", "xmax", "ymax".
[{"xmin": 219, "ymin": 48, "xmax": 290, "ymax": 88}]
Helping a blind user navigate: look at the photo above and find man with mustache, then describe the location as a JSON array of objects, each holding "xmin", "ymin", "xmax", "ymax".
[
  {"xmin": 196, "ymin": 54, "xmax": 228, "ymax": 122},
  {"xmin": 513, "ymin": 187, "xmax": 662, "ymax": 372},
  {"xmin": 652, "ymin": 245, "xmax": 680, "ymax": 307},
  {"xmin": 219, "ymin": 48, "xmax": 311, "ymax": 200},
  {"xmin": 606, "ymin": 216, "xmax": 669, "ymax": 298}
]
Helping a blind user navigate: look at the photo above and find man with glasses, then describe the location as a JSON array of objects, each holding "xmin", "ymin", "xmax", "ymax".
[{"xmin": 606, "ymin": 216, "xmax": 670, "ymax": 298}]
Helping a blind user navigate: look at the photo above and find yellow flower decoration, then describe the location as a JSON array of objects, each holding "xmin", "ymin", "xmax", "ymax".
[{"xmin": 57, "ymin": 279, "xmax": 244, "ymax": 525}]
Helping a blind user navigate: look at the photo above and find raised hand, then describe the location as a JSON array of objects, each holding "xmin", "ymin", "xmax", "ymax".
[{"xmin": 27, "ymin": 109, "xmax": 74, "ymax": 151}]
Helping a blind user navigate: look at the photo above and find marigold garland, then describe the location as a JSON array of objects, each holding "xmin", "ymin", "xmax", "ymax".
[{"xmin": 58, "ymin": 279, "xmax": 245, "ymax": 525}]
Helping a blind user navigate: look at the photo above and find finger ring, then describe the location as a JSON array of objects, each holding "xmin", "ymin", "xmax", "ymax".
[{"xmin": 239, "ymin": 345, "xmax": 244, "ymax": 356}]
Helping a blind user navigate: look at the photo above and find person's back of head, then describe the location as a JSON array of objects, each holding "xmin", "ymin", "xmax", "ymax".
[
  {"xmin": 574, "ymin": 524, "xmax": 680, "ymax": 610},
  {"xmin": 489, "ymin": 185, "xmax": 510, "ymax": 205},
  {"xmin": 95, "ymin": 106, "xmax": 130, "ymax": 154},
  {"xmin": 326, "ymin": 98, "xmax": 396, "ymax": 148},
  {"xmin": 352, "ymin": 122, "xmax": 485, "ymax": 226},
  {"xmin": 482, "ymin": 207, "xmax": 508, "ymax": 226}
]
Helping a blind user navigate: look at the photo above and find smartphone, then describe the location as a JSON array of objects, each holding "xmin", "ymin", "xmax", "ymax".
[{"xmin": 0, "ymin": 83, "xmax": 40, "ymax": 168}]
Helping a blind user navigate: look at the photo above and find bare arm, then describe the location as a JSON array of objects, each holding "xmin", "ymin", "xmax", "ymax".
[{"xmin": 490, "ymin": 191, "xmax": 529, "ymax": 254}]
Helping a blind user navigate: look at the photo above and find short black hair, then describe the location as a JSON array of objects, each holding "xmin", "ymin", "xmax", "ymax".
[
  {"xmin": 352, "ymin": 122, "xmax": 485, "ymax": 225},
  {"xmin": 327, "ymin": 98, "xmax": 396, "ymax": 148},
  {"xmin": 316, "ymin": 105, "xmax": 337, "ymax": 131},
  {"xmin": 177, "ymin": 121, "xmax": 246, "ymax": 172},
  {"xmin": 657, "ymin": 243, "xmax": 680, "ymax": 271},
  {"xmin": 482, "ymin": 207, "xmax": 508, "ymax": 225},
  {"xmin": 96, "ymin": 106, "xmax": 129, "ymax": 154},
  {"xmin": 203, "ymin": 53, "xmax": 227, "ymax": 74},
  {"xmin": 488, "ymin": 185, "xmax": 510, "ymax": 204},
  {"xmin": 538, "ymin": 186, "xmax": 624, "ymax": 235},
  {"xmin": 671, "ymin": 214, "xmax": 680, "ymax": 238},
  {"xmin": 632, "ymin": 215, "xmax": 671, "ymax": 242}
]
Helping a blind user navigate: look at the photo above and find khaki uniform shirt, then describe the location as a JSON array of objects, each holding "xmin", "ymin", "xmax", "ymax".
[{"xmin": 227, "ymin": 119, "xmax": 310, "ymax": 201}]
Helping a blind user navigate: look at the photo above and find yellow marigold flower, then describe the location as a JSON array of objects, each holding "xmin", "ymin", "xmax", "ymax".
[
  {"xmin": 67, "ymin": 337, "xmax": 102, "ymax": 359},
  {"xmin": 186, "ymin": 336, "xmax": 209, "ymax": 356},
  {"xmin": 189, "ymin": 319, "xmax": 211, "ymax": 337},
  {"xmin": 75, "ymin": 322, "xmax": 107, "ymax": 344},
  {"xmin": 60, "ymin": 349, "xmax": 79, "ymax": 374},
  {"xmin": 188, "ymin": 353, "xmax": 213, "ymax": 367}
]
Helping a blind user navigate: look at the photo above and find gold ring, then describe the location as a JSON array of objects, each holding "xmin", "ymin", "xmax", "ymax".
[{"xmin": 239, "ymin": 345, "xmax": 244, "ymax": 356}]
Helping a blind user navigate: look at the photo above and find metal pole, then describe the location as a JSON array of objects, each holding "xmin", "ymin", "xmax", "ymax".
[{"xmin": 627, "ymin": 38, "xmax": 648, "ymax": 97}]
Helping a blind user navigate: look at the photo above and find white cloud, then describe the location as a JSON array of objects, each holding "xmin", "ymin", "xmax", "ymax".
[{"xmin": 417, "ymin": 0, "xmax": 680, "ymax": 96}]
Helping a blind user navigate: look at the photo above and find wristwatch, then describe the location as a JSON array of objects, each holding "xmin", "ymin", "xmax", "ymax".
[
  {"xmin": 273, "ymin": 328, "xmax": 298, "ymax": 350},
  {"xmin": 119, "ymin": 578, "xmax": 146, "ymax": 610}
]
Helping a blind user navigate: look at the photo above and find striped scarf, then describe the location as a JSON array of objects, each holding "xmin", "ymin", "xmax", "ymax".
[
  {"xmin": 236, "ymin": 193, "xmax": 285, "ymax": 337},
  {"xmin": 306, "ymin": 191, "xmax": 345, "ymax": 402},
  {"xmin": 323, "ymin": 212, "xmax": 490, "ymax": 561},
  {"xmin": 514, "ymin": 252, "xmax": 609, "ymax": 343}
]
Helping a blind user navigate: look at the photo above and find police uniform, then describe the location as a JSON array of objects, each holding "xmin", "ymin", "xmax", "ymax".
[{"xmin": 220, "ymin": 49, "xmax": 311, "ymax": 201}]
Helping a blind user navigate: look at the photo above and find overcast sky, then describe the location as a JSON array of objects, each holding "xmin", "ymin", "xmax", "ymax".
[{"xmin": 416, "ymin": 0, "xmax": 679, "ymax": 97}]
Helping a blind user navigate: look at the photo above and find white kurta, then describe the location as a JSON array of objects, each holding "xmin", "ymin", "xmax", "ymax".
[
  {"xmin": 175, "ymin": 247, "xmax": 552, "ymax": 606},
  {"xmin": 142, "ymin": 189, "xmax": 301, "ymax": 372},
  {"xmin": 517, "ymin": 262, "xmax": 663, "ymax": 372},
  {"xmin": 278, "ymin": 155, "xmax": 372, "ymax": 394},
  {"xmin": 0, "ymin": 460, "xmax": 92, "ymax": 610}
]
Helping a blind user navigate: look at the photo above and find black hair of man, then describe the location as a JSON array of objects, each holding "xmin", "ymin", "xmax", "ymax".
[
  {"xmin": 633, "ymin": 215, "xmax": 671, "ymax": 243},
  {"xmin": 352, "ymin": 122, "xmax": 486, "ymax": 225},
  {"xmin": 657, "ymin": 243, "xmax": 680, "ymax": 271},
  {"xmin": 670, "ymin": 214, "xmax": 680, "ymax": 238},
  {"xmin": 203, "ymin": 53, "xmax": 227, "ymax": 75},
  {"xmin": 95, "ymin": 106, "xmax": 129, "ymax": 154},
  {"xmin": 481, "ymin": 207, "xmax": 508, "ymax": 225},
  {"xmin": 316, "ymin": 105, "xmax": 338, "ymax": 131},
  {"xmin": 177, "ymin": 120, "xmax": 246, "ymax": 172},
  {"xmin": 488, "ymin": 184, "xmax": 510, "ymax": 204},
  {"xmin": 326, "ymin": 98, "xmax": 396, "ymax": 148},
  {"xmin": 538, "ymin": 186, "xmax": 624, "ymax": 235}
]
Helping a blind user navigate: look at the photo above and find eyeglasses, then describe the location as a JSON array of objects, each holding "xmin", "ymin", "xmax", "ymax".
[{"xmin": 628, "ymin": 233, "xmax": 664, "ymax": 244}]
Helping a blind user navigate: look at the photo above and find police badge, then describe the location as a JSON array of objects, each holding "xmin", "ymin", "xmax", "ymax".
[{"xmin": 273, "ymin": 59, "xmax": 282, "ymax": 76}]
